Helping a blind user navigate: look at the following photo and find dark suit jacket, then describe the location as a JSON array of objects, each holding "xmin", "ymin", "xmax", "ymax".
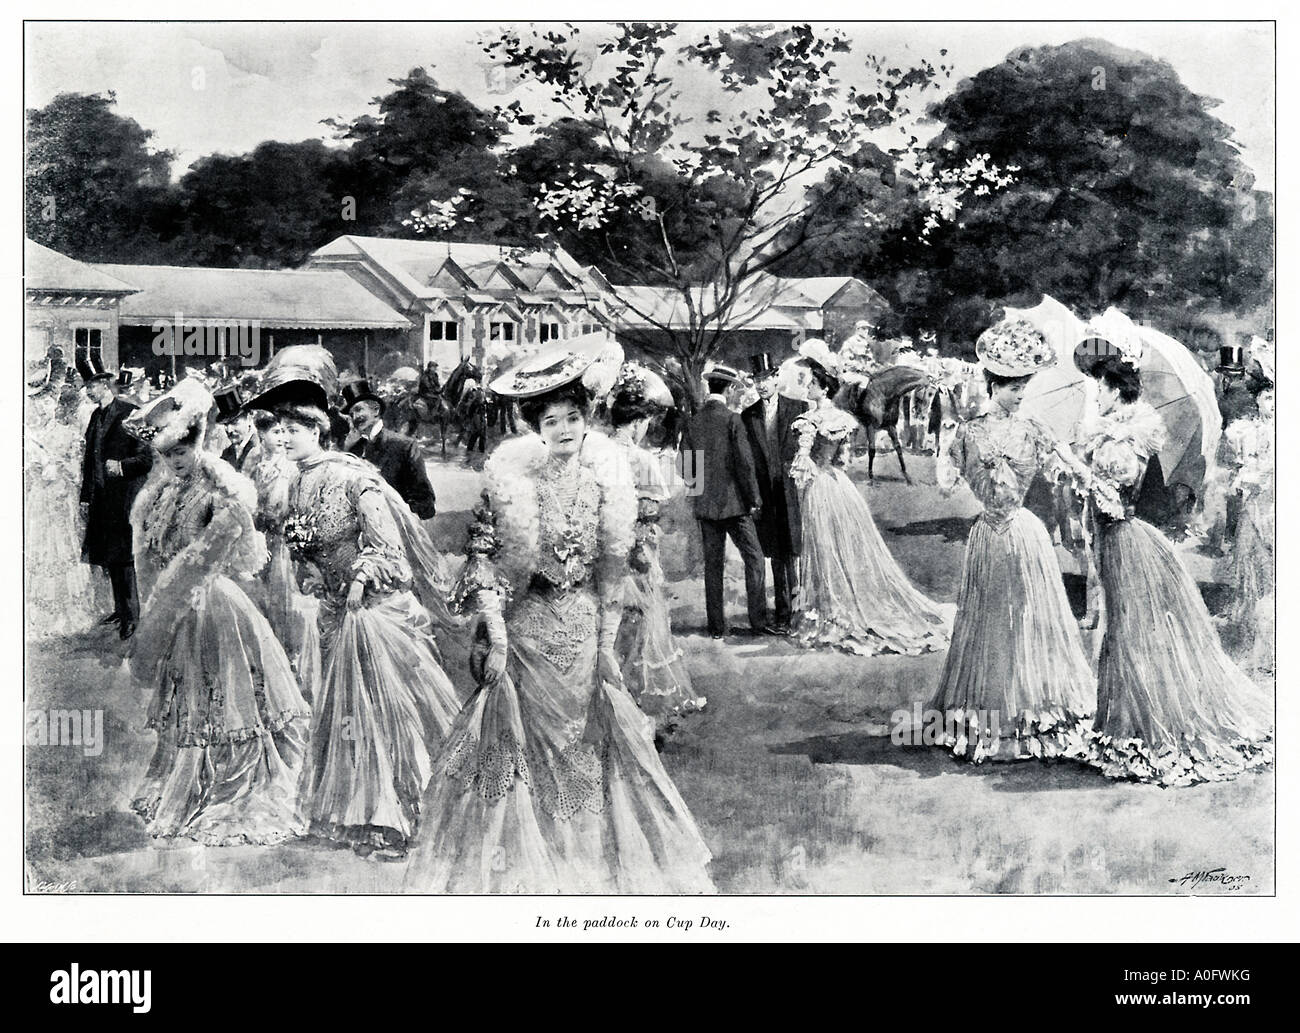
[
  {"xmin": 680, "ymin": 396, "xmax": 761, "ymax": 522},
  {"xmin": 80, "ymin": 397, "xmax": 152, "ymax": 567},
  {"xmin": 742, "ymin": 394, "xmax": 807, "ymax": 556},
  {"xmin": 349, "ymin": 427, "xmax": 437, "ymax": 520},
  {"xmin": 221, "ymin": 437, "xmax": 256, "ymax": 473}
]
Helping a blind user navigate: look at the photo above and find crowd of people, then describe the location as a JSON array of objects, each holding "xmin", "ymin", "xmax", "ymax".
[{"xmin": 22, "ymin": 306, "xmax": 1274, "ymax": 890}]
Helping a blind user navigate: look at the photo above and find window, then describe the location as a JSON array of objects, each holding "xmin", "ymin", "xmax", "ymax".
[
  {"xmin": 489, "ymin": 321, "xmax": 515, "ymax": 342},
  {"xmin": 538, "ymin": 321, "xmax": 562, "ymax": 343},
  {"xmin": 74, "ymin": 327, "xmax": 103, "ymax": 370},
  {"xmin": 428, "ymin": 320, "xmax": 459, "ymax": 342}
]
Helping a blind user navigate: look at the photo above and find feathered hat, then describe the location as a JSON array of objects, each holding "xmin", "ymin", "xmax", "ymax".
[
  {"xmin": 1076, "ymin": 308, "xmax": 1144, "ymax": 369},
  {"xmin": 976, "ymin": 316, "xmax": 1057, "ymax": 377},
  {"xmin": 797, "ymin": 338, "xmax": 840, "ymax": 379},
  {"xmin": 124, "ymin": 377, "xmax": 215, "ymax": 452},
  {"xmin": 245, "ymin": 344, "xmax": 339, "ymax": 412},
  {"xmin": 612, "ymin": 361, "xmax": 674, "ymax": 409}
]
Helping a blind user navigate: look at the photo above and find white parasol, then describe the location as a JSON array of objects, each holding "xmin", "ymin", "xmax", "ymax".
[{"xmin": 1015, "ymin": 297, "xmax": 1221, "ymax": 491}]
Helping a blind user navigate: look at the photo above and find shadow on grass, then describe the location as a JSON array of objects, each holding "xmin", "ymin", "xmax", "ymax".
[
  {"xmin": 769, "ymin": 730, "xmax": 1112, "ymax": 794},
  {"xmin": 887, "ymin": 515, "xmax": 977, "ymax": 542}
]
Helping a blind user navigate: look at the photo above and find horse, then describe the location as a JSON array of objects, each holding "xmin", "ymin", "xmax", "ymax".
[{"xmin": 834, "ymin": 364, "xmax": 934, "ymax": 485}]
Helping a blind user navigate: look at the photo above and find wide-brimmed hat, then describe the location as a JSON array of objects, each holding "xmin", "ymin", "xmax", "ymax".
[
  {"xmin": 124, "ymin": 378, "xmax": 214, "ymax": 452},
  {"xmin": 702, "ymin": 362, "xmax": 746, "ymax": 388},
  {"xmin": 341, "ymin": 378, "xmax": 385, "ymax": 415},
  {"xmin": 797, "ymin": 338, "xmax": 840, "ymax": 380},
  {"xmin": 245, "ymin": 344, "xmax": 338, "ymax": 412},
  {"xmin": 489, "ymin": 333, "xmax": 623, "ymax": 399},
  {"xmin": 976, "ymin": 317, "xmax": 1056, "ymax": 377}
]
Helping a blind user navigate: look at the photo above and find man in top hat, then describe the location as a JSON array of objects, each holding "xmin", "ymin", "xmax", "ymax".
[
  {"xmin": 680, "ymin": 364, "xmax": 777, "ymax": 639},
  {"xmin": 343, "ymin": 378, "xmax": 437, "ymax": 521},
  {"xmin": 79, "ymin": 362, "xmax": 153, "ymax": 639},
  {"xmin": 740, "ymin": 353, "xmax": 807, "ymax": 633},
  {"xmin": 215, "ymin": 384, "xmax": 259, "ymax": 473}
]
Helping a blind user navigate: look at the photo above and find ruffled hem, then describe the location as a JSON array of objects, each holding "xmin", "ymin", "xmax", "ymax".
[
  {"xmin": 795, "ymin": 608, "xmax": 951, "ymax": 657},
  {"xmin": 932, "ymin": 708, "xmax": 1093, "ymax": 764},
  {"xmin": 1085, "ymin": 731, "xmax": 1273, "ymax": 788},
  {"xmin": 129, "ymin": 801, "xmax": 306, "ymax": 848}
]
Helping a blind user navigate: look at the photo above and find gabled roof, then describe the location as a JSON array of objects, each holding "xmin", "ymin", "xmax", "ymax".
[
  {"xmin": 92, "ymin": 263, "xmax": 411, "ymax": 330},
  {"xmin": 25, "ymin": 240, "xmax": 138, "ymax": 296},
  {"xmin": 613, "ymin": 274, "xmax": 888, "ymax": 332},
  {"xmin": 308, "ymin": 235, "xmax": 604, "ymax": 300}
]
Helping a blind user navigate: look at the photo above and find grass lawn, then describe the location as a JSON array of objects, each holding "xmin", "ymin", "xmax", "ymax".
[{"xmin": 23, "ymin": 447, "xmax": 1274, "ymax": 895}]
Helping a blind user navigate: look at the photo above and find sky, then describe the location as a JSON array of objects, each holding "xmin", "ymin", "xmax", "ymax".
[{"xmin": 24, "ymin": 21, "xmax": 1275, "ymax": 191}]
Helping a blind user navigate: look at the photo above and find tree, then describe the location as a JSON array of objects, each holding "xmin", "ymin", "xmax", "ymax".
[
  {"xmin": 325, "ymin": 67, "xmax": 523, "ymax": 237},
  {"xmin": 25, "ymin": 91, "xmax": 176, "ymax": 262},
  {"xmin": 471, "ymin": 22, "xmax": 1006, "ymax": 401},
  {"xmin": 169, "ymin": 140, "xmax": 352, "ymax": 267},
  {"xmin": 854, "ymin": 40, "xmax": 1273, "ymax": 348}
]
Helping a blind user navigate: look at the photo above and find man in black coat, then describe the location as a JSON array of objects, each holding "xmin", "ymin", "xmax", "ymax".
[
  {"xmin": 343, "ymin": 380, "xmax": 438, "ymax": 521},
  {"xmin": 680, "ymin": 366, "xmax": 775, "ymax": 639},
  {"xmin": 80, "ymin": 368, "xmax": 152, "ymax": 639},
  {"xmin": 740, "ymin": 354, "xmax": 807, "ymax": 632}
]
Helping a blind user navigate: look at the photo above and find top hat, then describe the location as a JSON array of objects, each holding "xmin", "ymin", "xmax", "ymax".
[
  {"xmin": 79, "ymin": 353, "xmax": 112, "ymax": 383},
  {"xmin": 748, "ymin": 353, "xmax": 778, "ymax": 379},
  {"xmin": 213, "ymin": 384, "xmax": 247, "ymax": 423},
  {"xmin": 341, "ymin": 378, "xmax": 385, "ymax": 415},
  {"xmin": 1218, "ymin": 343, "xmax": 1245, "ymax": 373}
]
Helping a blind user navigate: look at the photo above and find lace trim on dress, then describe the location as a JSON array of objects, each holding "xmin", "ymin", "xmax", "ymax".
[
  {"xmin": 1085, "ymin": 731, "xmax": 1273, "ymax": 788},
  {"xmin": 441, "ymin": 729, "xmax": 607, "ymax": 820},
  {"xmin": 933, "ymin": 707, "xmax": 1092, "ymax": 764}
]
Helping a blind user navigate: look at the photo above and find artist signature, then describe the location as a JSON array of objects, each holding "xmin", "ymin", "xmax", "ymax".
[
  {"xmin": 30, "ymin": 878, "xmax": 77, "ymax": 893},
  {"xmin": 1169, "ymin": 868, "xmax": 1251, "ymax": 892}
]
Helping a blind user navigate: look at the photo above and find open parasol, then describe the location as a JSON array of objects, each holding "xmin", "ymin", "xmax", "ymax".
[{"xmin": 1015, "ymin": 298, "xmax": 1220, "ymax": 492}]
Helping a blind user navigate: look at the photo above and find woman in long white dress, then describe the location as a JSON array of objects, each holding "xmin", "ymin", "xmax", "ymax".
[
  {"xmin": 928, "ymin": 318, "xmax": 1096, "ymax": 762},
  {"xmin": 126, "ymin": 379, "xmax": 310, "ymax": 845},
  {"xmin": 404, "ymin": 346, "xmax": 714, "ymax": 893},
  {"xmin": 789, "ymin": 342, "xmax": 953, "ymax": 656},
  {"xmin": 25, "ymin": 350, "xmax": 93, "ymax": 640},
  {"xmin": 247, "ymin": 409, "xmax": 321, "ymax": 702},
  {"xmin": 1080, "ymin": 355, "xmax": 1272, "ymax": 787},
  {"xmin": 608, "ymin": 363, "xmax": 704, "ymax": 735}
]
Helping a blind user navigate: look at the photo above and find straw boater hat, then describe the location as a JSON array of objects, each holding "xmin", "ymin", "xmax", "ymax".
[
  {"xmin": 489, "ymin": 332, "xmax": 624, "ymax": 400},
  {"xmin": 975, "ymin": 317, "xmax": 1057, "ymax": 377},
  {"xmin": 125, "ymin": 378, "xmax": 215, "ymax": 452}
]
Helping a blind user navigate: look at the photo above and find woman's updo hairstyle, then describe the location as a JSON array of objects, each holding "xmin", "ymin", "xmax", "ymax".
[
  {"xmin": 609, "ymin": 387, "xmax": 658, "ymax": 429},
  {"xmin": 274, "ymin": 402, "xmax": 332, "ymax": 446},
  {"xmin": 983, "ymin": 369, "xmax": 1033, "ymax": 396},
  {"xmin": 518, "ymin": 380, "xmax": 593, "ymax": 433},
  {"xmin": 807, "ymin": 362, "xmax": 840, "ymax": 399},
  {"xmin": 1088, "ymin": 354, "xmax": 1143, "ymax": 404}
]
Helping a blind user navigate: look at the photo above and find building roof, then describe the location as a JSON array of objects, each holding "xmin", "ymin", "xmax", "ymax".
[
  {"xmin": 92, "ymin": 263, "xmax": 412, "ymax": 330},
  {"xmin": 308, "ymin": 235, "xmax": 606, "ymax": 305},
  {"xmin": 613, "ymin": 275, "xmax": 879, "ymax": 333},
  {"xmin": 25, "ymin": 240, "xmax": 138, "ymax": 296}
]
